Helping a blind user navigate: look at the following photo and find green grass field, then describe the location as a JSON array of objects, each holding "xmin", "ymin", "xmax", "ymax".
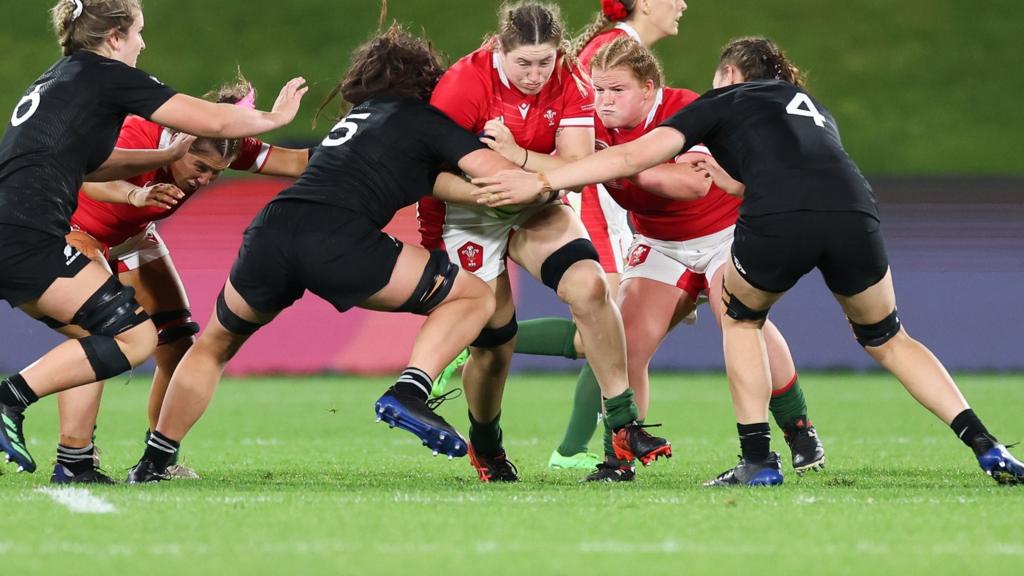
[{"xmin": 4, "ymin": 372, "xmax": 1023, "ymax": 575}]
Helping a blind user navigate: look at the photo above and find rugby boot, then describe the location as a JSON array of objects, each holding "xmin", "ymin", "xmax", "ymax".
[
  {"xmin": 783, "ymin": 418, "xmax": 826, "ymax": 474},
  {"xmin": 583, "ymin": 458, "xmax": 636, "ymax": 482},
  {"xmin": 0, "ymin": 403, "xmax": 35, "ymax": 473},
  {"xmin": 548, "ymin": 449, "xmax": 602, "ymax": 470},
  {"xmin": 51, "ymin": 462, "xmax": 116, "ymax": 485},
  {"xmin": 977, "ymin": 444, "xmax": 1024, "ymax": 485},
  {"xmin": 468, "ymin": 445, "xmax": 519, "ymax": 482},
  {"xmin": 431, "ymin": 348, "xmax": 469, "ymax": 398},
  {"xmin": 145, "ymin": 430, "xmax": 200, "ymax": 479},
  {"xmin": 375, "ymin": 390, "xmax": 467, "ymax": 458},
  {"xmin": 126, "ymin": 458, "xmax": 169, "ymax": 484},
  {"xmin": 612, "ymin": 421, "xmax": 672, "ymax": 466},
  {"xmin": 704, "ymin": 452, "xmax": 784, "ymax": 487}
]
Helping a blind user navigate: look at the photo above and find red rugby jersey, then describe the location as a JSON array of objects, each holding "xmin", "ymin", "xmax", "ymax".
[
  {"xmin": 71, "ymin": 116, "xmax": 273, "ymax": 246},
  {"xmin": 606, "ymin": 87, "xmax": 741, "ymax": 241},
  {"xmin": 419, "ymin": 46, "xmax": 596, "ymax": 249}
]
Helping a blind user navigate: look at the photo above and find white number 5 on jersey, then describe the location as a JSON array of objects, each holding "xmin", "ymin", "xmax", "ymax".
[
  {"xmin": 785, "ymin": 93, "xmax": 826, "ymax": 127},
  {"xmin": 321, "ymin": 113, "xmax": 371, "ymax": 147}
]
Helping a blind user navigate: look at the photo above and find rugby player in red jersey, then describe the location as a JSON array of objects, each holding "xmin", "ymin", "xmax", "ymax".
[
  {"xmin": 48, "ymin": 75, "xmax": 312, "ymax": 484},
  {"xmin": 420, "ymin": 1, "xmax": 671, "ymax": 482}
]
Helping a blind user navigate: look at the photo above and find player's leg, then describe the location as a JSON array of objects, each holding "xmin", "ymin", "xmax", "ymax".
[
  {"xmin": 1, "ymin": 235, "xmax": 156, "ymax": 473},
  {"xmin": 707, "ymin": 262, "xmax": 825, "ymax": 474},
  {"xmin": 834, "ymin": 269, "xmax": 1023, "ymax": 484},
  {"xmin": 511, "ymin": 204, "xmax": 671, "ymax": 470}
]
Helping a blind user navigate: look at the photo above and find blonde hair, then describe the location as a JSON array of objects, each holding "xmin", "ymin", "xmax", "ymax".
[
  {"xmin": 573, "ymin": 0, "xmax": 637, "ymax": 56},
  {"xmin": 50, "ymin": 0, "xmax": 141, "ymax": 56},
  {"xmin": 590, "ymin": 36, "xmax": 663, "ymax": 89}
]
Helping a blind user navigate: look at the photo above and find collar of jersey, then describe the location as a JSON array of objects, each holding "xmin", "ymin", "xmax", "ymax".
[
  {"xmin": 614, "ymin": 22, "xmax": 642, "ymax": 43},
  {"xmin": 643, "ymin": 88, "xmax": 665, "ymax": 130},
  {"xmin": 491, "ymin": 50, "xmax": 513, "ymax": 91}
]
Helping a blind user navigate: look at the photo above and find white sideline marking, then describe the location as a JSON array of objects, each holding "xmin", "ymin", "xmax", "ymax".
[{"xmin": 36, "ymin": 487, "xmax": 118, "ymax": 514}]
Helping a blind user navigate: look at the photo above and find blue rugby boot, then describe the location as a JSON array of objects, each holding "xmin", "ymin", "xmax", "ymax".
[
  {"xmin": 0, "ymin": 403, "xmax": 35, "ymax": 473},
  {"xmin": 704, "ymin": 452, "xmax": 784, "ymax": 487},
  {"xmin": 978, "ymin": 444, "xmax": 1024, "ymax": 485},
  {"xmin": 51, "ymin": 462, "xmax": 116, "ymax": 485},
  {"xmin": 375, "ymin": 390, "xmax": 467, "ymax": 458}
]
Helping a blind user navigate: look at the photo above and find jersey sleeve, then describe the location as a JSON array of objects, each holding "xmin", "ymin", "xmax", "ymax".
[
  {"xmin": 115, "ymin": 116, "xmax": 162, "ymax": 150},
  {"xmin": 102, "ymin": 63, "xmax": 178, "ymax": 120},
  {"xmin": 415, "ymin": 105, "xmax": 488, "ymax": 166},
  {"xmin": 230, "ymin": 137, "xmax": 274, "ymax": 172},
  {"xmin": 659, "ymin": 90, "xmax": 730, "ymax": 155},
  {"xmin": 557, "ymin": 65, "xmax": 596, "ymax": 129},
  {"xmin": 429, "ymin": 61, "xmax": 488, "ymax": 131}
]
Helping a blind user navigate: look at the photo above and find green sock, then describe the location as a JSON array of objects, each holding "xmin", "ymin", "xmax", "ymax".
[
  {"xmin": 468, "ymin": 410, "xmax": 503, "ymax": 456},
  {"xmin": 513, "ymin": 318, "xmax": 577, "ymax": 359},
  {"xmin": 556, "ymin": 363, "xmax": 602, "ymax": 457},
  {"xmin": 769, "ymin": 374, "xmax": 808, "ymax": 429},
  {"xmin": 603, "ymin": 388, "xmax": 639, "ymax": 432}
]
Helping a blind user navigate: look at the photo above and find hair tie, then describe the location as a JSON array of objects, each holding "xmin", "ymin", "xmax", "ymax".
[
  {"xmin": 235, "ymin": 87, "xmax": 257, "ymax": 109},
  {"xmin": 601, "ymin": 0, "xmax": 629, "ymax": 22},
  {"xmin": 70, "ymin": 0, "xmax": 84, "ymax": 21}
]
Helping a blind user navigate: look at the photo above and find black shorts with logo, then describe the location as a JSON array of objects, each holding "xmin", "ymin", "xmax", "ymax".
[
  {"xmin": 0, "ymin": 224, "xmax": 90, "ymax": 306},
  {"xmin": 731, "ymin": 211, "xmax": 889, "ymax": 297},
  {"xmin": 229, "ymin": 200, "xmax": 403, "ymax": 314}
]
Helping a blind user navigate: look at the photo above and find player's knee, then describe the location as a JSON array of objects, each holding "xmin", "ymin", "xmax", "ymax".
[
  {"xmin": 722, "ymin": 287, "xmax": 770, "ymax": 328},
  {"xmin": 542, "ymin": 239, "xmax": 601, "ymax": 296},
  {"xmin": 151, "ymin": 308, "xmax": 200, "ymax": 346},
  {"xmin": 215, "ymin": 288, "xmax": 263, "ymax": 336},
  {"xmin": 471, "ymin": 314, "xmax": 517, "ymax": 349},
  {"xmin": 849, "ymin": 308, "xmax": 901, "ymax": 347},
  {"xmin": 72, "ymin": 276, "xmax": 151, "ymax": 337},
  {"xmin": 80, "ymin": 323, "xmax": 154, "ymax": 380},
  {"xmin": 396, "ymin": 251, "xmax": 460, "ymax": 315}
]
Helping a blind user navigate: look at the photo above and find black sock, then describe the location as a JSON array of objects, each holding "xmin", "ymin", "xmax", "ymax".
[
  {"xmin": 469, "ymin": 410, "xmax": 503, "ymax": 457},
  {"xmin": 738, "ymin": 422, "xmax": 771, "ymax": 463},
  {"xmin": 143, "ymin": 430, "xmax": 180, "ymax": 469},
  {"xmin": 57, "ymin": 443, "xmax": 96, "ymax": 475},
  {"xmin": 390, "ymin": 367, "xmax": 432, "ymax": 401},
  {"xmin": 0, "ymin": 374, "xmax": 39, "ymax": 409},
  {"xmin": 950, "ymin": 409, "xmax": 998, "ymax": 457}
]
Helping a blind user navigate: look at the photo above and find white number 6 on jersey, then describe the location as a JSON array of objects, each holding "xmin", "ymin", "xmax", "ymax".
[
  {"xmin": 785, "ymin": 93, "xmax": 826, "ymax": 127},
  {"xmin": 321, "ymin": 113, "xmax": 371, "ymax": 147},
  {"xmin": 10, "ymin": 86, "xmax": 42, "ymax": 127}
]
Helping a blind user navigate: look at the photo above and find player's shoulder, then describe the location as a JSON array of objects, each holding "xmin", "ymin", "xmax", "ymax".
[
  {"xmin": 116, "ymin": 115, "xmax": 163, "ymax": 149},
  {"xmin": 446, "ymin": 48, "xmax": 494, "ymax": 82},
  {"xmin": 663, "ymin": 87, "xmax": 702, "ymax": 111},
  {"xmin": 578, "ymin": 28, "xmax": 627, "ymax": 67}
]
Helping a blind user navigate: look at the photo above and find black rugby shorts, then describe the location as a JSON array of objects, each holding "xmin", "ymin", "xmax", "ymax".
[{"xmin": 0, "ymin": 224, "xmax": 91, "ymax": 306}]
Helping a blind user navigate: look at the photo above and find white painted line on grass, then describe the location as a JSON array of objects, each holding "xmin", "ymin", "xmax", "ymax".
[{"xmin": 36, "ymin": 487, "xmax": 118, "ymax": 514}]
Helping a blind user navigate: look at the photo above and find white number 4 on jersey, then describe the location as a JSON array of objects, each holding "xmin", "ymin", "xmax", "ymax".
[{"xmin": 785, "ymin": 93, "xmax": 826, "ymax": 127}]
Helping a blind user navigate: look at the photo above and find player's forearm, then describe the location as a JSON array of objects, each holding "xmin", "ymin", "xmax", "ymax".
[
  {"xmin": 81, "ymin": 181, "xmax": 137, "ymax": 204},
  {"xmin": 629, "ymin": 164, "xmax": 710, "ymax": 200},
  {"xmin": 432, "ymin": 172, "xmax": 481, "ymax": 206},
  {"xmin": 258, "ymin": 147, "xmax": 309, "ymax": 178},
  {"xmin": 84, "ymin": 148, "xmax": 175, "ymax": 182}
]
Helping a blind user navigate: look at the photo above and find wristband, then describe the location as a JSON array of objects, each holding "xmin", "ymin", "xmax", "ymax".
[{"xmin": 519, "ymin": 149, "xmax": 529, "ymax": 169}]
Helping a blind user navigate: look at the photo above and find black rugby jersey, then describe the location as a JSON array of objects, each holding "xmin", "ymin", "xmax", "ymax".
[
  {"xmin": 275, "ymin": 96, "xmax": 485, "ymax": 228},
  {"xmin": 0, "ymin": 51, "xmax": 177, "ymax": 236},
  {"xmin": 660, "ymin": 80, "xmax": 878, "ymax": 218}
]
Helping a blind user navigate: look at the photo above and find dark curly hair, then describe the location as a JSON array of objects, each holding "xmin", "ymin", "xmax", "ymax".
[{"xmin": 316, "ymin": 23, "xmax": 445, "ymax": 122}]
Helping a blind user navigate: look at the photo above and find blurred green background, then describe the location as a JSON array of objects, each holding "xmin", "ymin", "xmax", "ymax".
[{"xmin": 2, "ymin": 0, "xmax": 1021, "ymax": 174}]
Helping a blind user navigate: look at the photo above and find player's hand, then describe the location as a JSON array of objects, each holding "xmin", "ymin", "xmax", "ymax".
[
  {"xmin": 689, "ymin": 156, "xmax": 745, "ymax": 198},
  {"xmin": 480, "ymin": 119, "xmax": 526, "ymax": 166},
  {"xmin": 472, "ymin": 170, "xmax": 544, "ymax": 207},
  {"xmin": 270, "ymin": 77, "xmax": 309, "ymax": 127},
  {"xmin": 65, "ymin": 229, "xmax": 108, "ymax": 263},
  {"xmin": 166, "ymin": 132, "xmax": 197, "ymax": 161},
  {"xmin": 128, "ymin": 183, "xmax": 185, "ymax": 210}
]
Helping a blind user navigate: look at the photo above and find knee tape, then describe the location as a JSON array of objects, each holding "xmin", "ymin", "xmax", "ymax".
[
  {"xmin": 215, "ymin": 288, "xmax": 263, "ymax": 336},
  {"xmin": 79, "ymin": 335, "xmax": 132, "ymax": 380},
  {"xmin": 395, "ymin": 251, "xmax": 459, "ymax": 315},
  {"xmin": 151, "ymin": 309, "xmax": 200, "ymax": 346},
  {"xmin": 471, "ymin": 315, "xmax": 518, "ymax": 348},
  {"xmin": 540, "ymin": 239, "xmax": 600, "ymax": 291},
  {"xmin": 850, "ymin": 308, "xmax": 901, "ymax": 347},
  {"xmin": 72, "ymin": 276, "xmax": 150, "ymax": 336},
  {"xmin": 722, "ymin": 286, "xmax": 770, "ymax": 324}
]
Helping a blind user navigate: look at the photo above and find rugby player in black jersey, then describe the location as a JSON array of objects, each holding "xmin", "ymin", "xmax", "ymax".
[
  {"xmin": 125, "ymin": 24, "xmax": 544, "ymax": 482},
  {"xmin": 474, "ymin": 37, "xmax": 1024, "ymax": 486},
  {"xmin": 0, "ymin": 0, "xmax": 307, "ymax": 475}
]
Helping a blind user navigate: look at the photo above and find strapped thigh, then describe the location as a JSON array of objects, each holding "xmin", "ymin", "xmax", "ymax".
[{"xmin": 394, "ymin": 250, "xmax": 459, "ymax": 315}]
